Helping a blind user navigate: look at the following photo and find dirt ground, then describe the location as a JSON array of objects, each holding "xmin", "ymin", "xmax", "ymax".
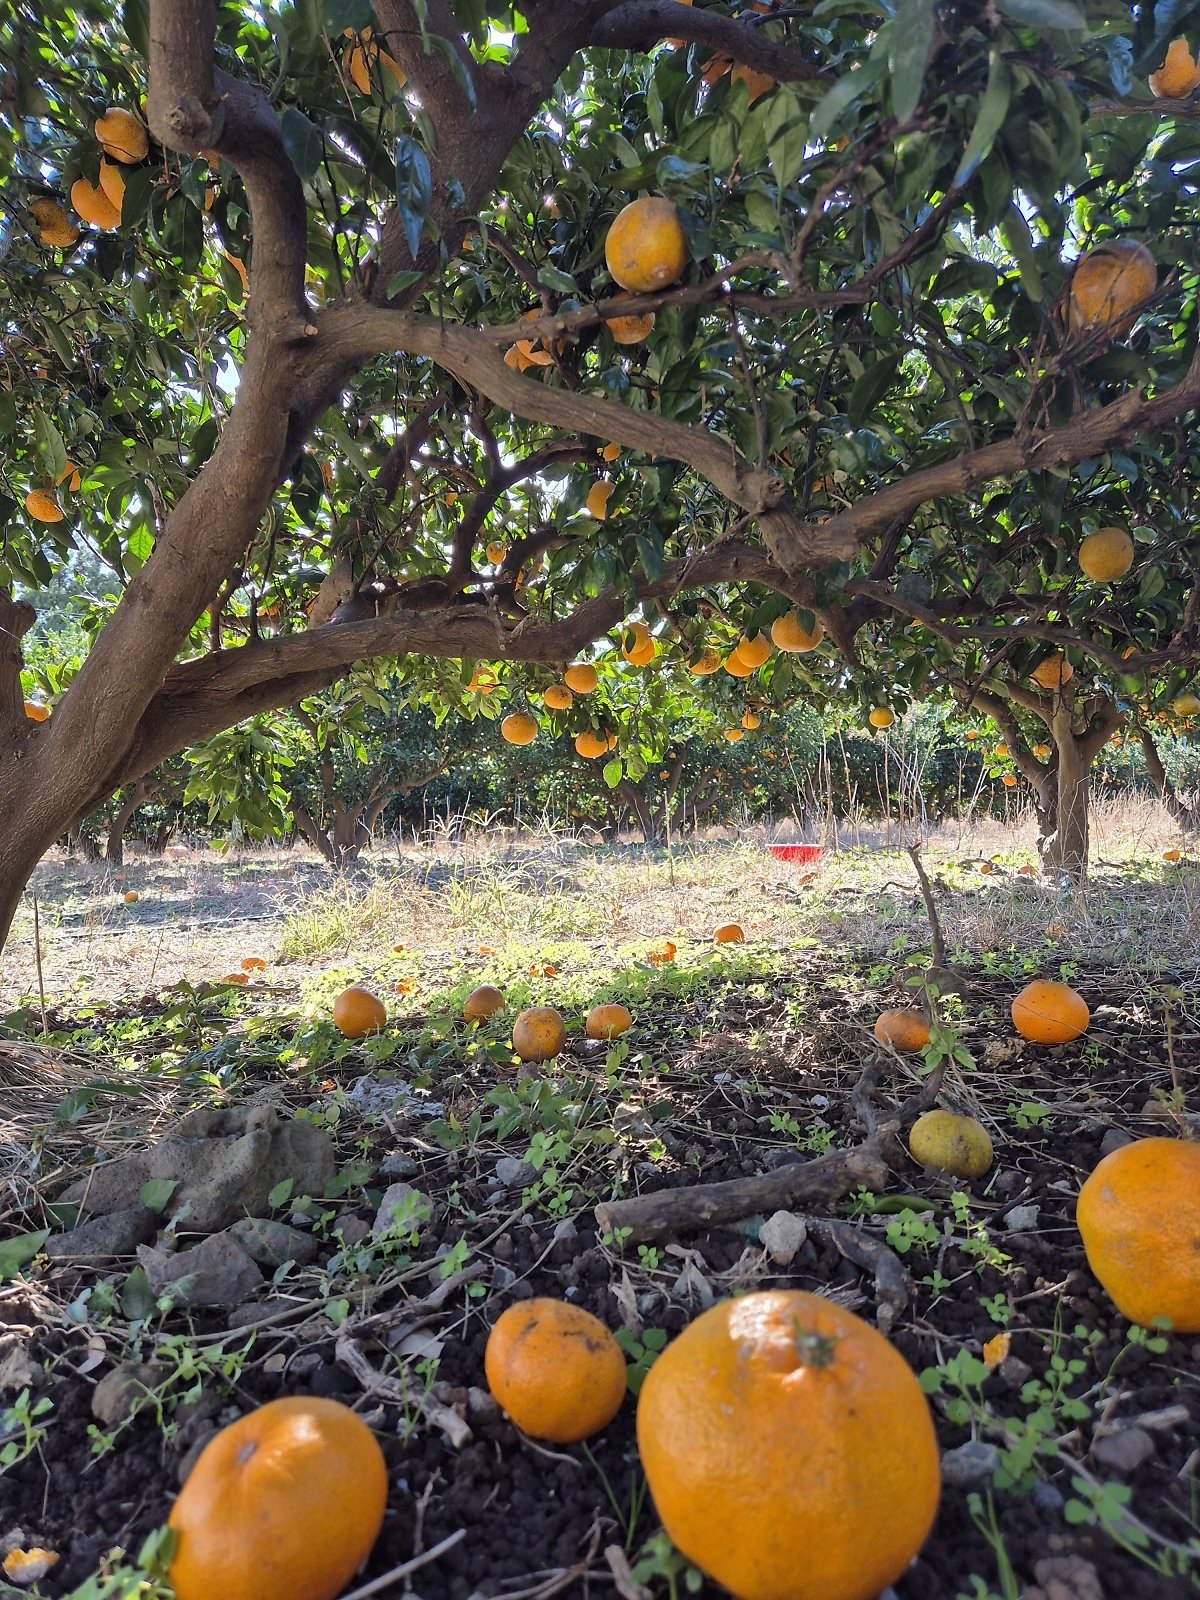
[{"xmin": 1, "ymin": 821, "xmax": 1198, "ymax": 1599}]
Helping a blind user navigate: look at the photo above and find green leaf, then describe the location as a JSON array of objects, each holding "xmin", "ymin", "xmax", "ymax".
[
  {"xmin": 995, "ymin": 0, "xmax": 1085, "ymax": 27},
  {"xmin": 385, "ymin": 269, "xmax": 424, "ymax": 298},
  {"xmin": 952, "ymin": 52, "xmax": 1012, "ymax": 189},
  {"xmin": 120, "ymin": 1264, "xmax": 156, "ymax": 1320},
  {"xmin": 889, "ymin": 0, "xmax": 935, "ymax": 124},
  {"xmin": 537, "ymin": 265, "xmax": 578, "ymax": 294},
  {"xmin": 32, "ymin": 410, "xmax": 68, "ymax": 482},
  {"xmin": 761, "ymin": 87, "xmax": 807, "ymax": 191},
  {"xmin": 394, "ymin": 135, "xmax": 433, "ymax": 261},
  {"xmin": 809, "ymin": 55, "xmax": 888, "ymax": 142},
  {"xmin": 279, "ymin": 108, "xmax": 325, "ymax": 181},
  {"xmin": 123, "ymin": 0, "xmax": 149, "ymax": 55},
  {"xmin": 0, "ymin": 1230, "xmax": 49, "ymax": 1281},
  {"xmin": 139, "ymin": 1179, "xmax": 178, "ymax": 1214},
  {"xmin": 848, "ymin": 354, "xmax": 901, "ymax": 427},
  {"xmin": 603, "ymin": 758, "xmax": 624, "ymax": 788}
]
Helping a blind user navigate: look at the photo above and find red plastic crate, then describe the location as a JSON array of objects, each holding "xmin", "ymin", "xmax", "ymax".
[{"xmin": 768, "ymin": 844, "xmax": 824, "ymax": 865}]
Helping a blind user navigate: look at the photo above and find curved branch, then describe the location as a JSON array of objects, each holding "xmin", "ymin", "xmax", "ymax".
[
  {"xmin": 146, "ymin": 1, "xmax": 307, "ymax": 322},
  {"xmin": 590, "ymin": 1, "xmax": 827, "ymax": 81},
  {"xmin": 315, "ymin": 304, "xmax": 854, "ymax": 563}
]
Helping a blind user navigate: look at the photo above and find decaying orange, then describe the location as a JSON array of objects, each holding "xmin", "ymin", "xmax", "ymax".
[
  {"xmin": 485, "ymin": 1298, "xmax": 627, "ymax": 1442},
  {"xmin": 1011, "ymin": 979, "xmax": 1089, "ymax": 1045},
  {"xmin": 713, "ymin": 922, "xmax": 744, "ymax": 944},
  {"xmin": 636, "ymin": 1291, "xmax": 940, "ymax": 1600},
  {"xmin": 512, "ymin": 1005, "xmax": 566, "ymax": 1062},
  {"xmin": 873, "ymin": 1008, "xmax": 930, "ymax": 1053},
  {"xmin": 1077, "ymin": 1137, "xmax": 1200, "ymax": 1332},
  {"xmin": 332, "ymin": 985, "xmax": 387, "ymax": 1038},
  {"xmin": 604, "ymin": 195, "xmax": 688, "ymax": 293},
  {"xmin": 464, "ymin": 984, "xmax": 505, "ymax": 1021},
  {"xmin": 585, "ymin": 1003, "xmax": 633, "ymax": 1040},
  {"xmin": 167, "ymin": 1395, "xmax": 387, "ymax": 1600}
]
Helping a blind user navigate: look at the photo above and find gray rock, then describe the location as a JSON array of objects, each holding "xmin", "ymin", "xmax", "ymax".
[
  {"xmin": 759, "ymin": 1210, "xmax": 808, "ymax": 1266},
  {"xmin": 1003, "ymin": 1204, "xmax": 1041, "ymax": 1234},
  {"xmin": 333, "ymin": 1212, "xmax": 371, "ymax": 1249},
  {"xmin": 226, "ymin": 1301, "xmax": 286, "ymax": 1330},
  {"xmin": 997, "ymin": 1356, "xmax": 1032, "ymax": 1389},
  {"xmin": 1031, "ymin": 1481, "xmax": 1065, "ymax": 1513},
  {"xmin": 1100, "ymin": 1128, "xmax": 1134, "ymax": 1158},
  {"xmin": 91, "ymin": 1363, "xmax": 166, "ymax": 1428},
  {"xmin": 59, "ymin": 1106, "xmax": 336, "ymax": 1234},
  {"xmin": 44, "ymin": 1205, "xmax": 158, "ymax": 1260},
  {"xmin": 940, "ymin": 1440, "xmax": 1000, "ymax": 1488},
  {"xmin": 491, "ymin": 1264, "xmax": 517, "ymax": 1292},
  {"xmin": 227, "ymin": 1217, "xmax": 319, "ymax": 1269},
  {"xmin": 371, "ymin": 1182, "xmax": 433, "ymax": 1241},
  {"xmin": 379, "ymin": 1153, "xmax": 419, "ymax": 1179},
  {"xmin": 1092, "ymin": 1426, "xmax": 1155, "ymax": 1474},
  {"xmin": 137, "ymin": 1232, "xmax": 263, "ymax": 1309},
  {"xmin": 493, "ymin": 1157, "xmax": 535, "ymax": 1188}
]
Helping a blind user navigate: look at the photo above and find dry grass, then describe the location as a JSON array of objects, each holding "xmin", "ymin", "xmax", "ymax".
[{"xmin": 2, "ymin": 794, "xmax": 1197, "ymax": 1009}]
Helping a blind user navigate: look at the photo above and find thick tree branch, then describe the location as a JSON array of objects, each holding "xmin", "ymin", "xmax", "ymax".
[
  {"xmin": 590, "ymin": 1, "xmax": 826, "ymax": 81},
  {"xmin": 315, "ymin": 304, "xmax": 854, "ymax": 562},
  {"xmin": 147, "ymin": 0, "xmax": 307, "ymax": 323},
  {"xmin": 371, "ymin": 1, "xmax": 476, "ymax": 125}
]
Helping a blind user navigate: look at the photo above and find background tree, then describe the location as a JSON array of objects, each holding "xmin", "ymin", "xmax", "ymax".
[{"xmin": 7, "ymin": 1, "xmax": 1200, "ymax": 947}]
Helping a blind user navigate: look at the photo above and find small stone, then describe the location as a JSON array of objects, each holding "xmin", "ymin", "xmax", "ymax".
[
  {"xmin": 492, "ymin": 1234, "xmax": 513, "ymax": 1262},
  {"xmin": 379, "ymin": 1153, "xmax": 418, "ymax": 1179},
  {"xmin": 1003, "ymin": 1204, "xmax": 1041, "ymax": 1234},
  {"xmin": 997, "ymin": 1356, "xmax": 1032, "ymax": 1388},
  {"xmin": 466, "ymin": 1386, "xmax": 501, "ymax": 1426},
  {"xmin": 44, "ymin": 1205, "xmax": 158, "ymax": 1260},
  {"xmin": 1092, "ymin": 1426, "xmax": 1155, "ymax": 1474},
  {"xmin": 491, "ymin": 1264, "xmax": 517, "ymax": 1292},
  {"xmin": 549, "ymin": 1218, "xmax": 578, "ymax": 1263},
  {"xmin": 493, "ymin": 1157, "xmax": 535, "ymax": 1188},
  {"xmin": 940, "ymin": 1440, "xmax": 1000, "ymax": 1488},
  {"xmin": 371, "ymin": 1182, "xmax": 433, "ymax": 1241},
  {"xmin": 226, "ymin": 1301, "xmax": 284, "ymax": 1330},
  {"xmin": 136, "ymin": 1232, "xmax": 263, "ymax": 1309},
  {"xmin": 759, "ymin": 1210, "xmax": 808, "ymax": 1266},
  {"xmin": 1100, "ymin": 1128, "xmax": 1134, "ymax": 1158},
  {"xmin": 992, "ymin": 1170, "xmax": 1023, "ymax": 1195},
  {"xmin": 227, "ymin": 1217, "xmax": 319, "ymax": 1268},
  {"xmin": 332, "ymin": 1212, "xmax": 370, "ymax": 1249},
  {"xmin": 0, "ymin": 1342, "xmax": 42, "ymax": 1394},
  {"xmin": 1031, "ymin": 1481, "xmax": 1065, "ymax": 1513},
  {"xmin": 91, "ymin": 1363, "xmax": 166, "ymax": 1428}
]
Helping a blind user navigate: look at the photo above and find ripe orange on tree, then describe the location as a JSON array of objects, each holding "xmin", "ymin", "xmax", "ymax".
[
  {"xmin": 485, "ymin": 1298, "xmax": 627, "ymax": 1442},
  {"xmin": 94, "ymin": 106, "xmax": 148, "ymax": 163},
  {"xmin": 1076, "ymin": 1137, "xmax": 1200, "ymax": 1332},
  {"xmin": 688, "ymin": 647, "xmax": 721, "ymax": 676},
  {"xmin": 1030, "ymin": 654, "xmax": 1073, "ymax": 690},
  {"xmin": 543, "ymin": 683, "xmax": 572, "ymax": 710},
  {"xmin": 70, "ymin": 176, "xmax": 121, "ymax": 231},
  {"xmin": 585, "ymin": 1003, "xmax": 633, "ymax": 1040},
  {"xmin": 25, "ymin": 488, "xmax": 64, "ymax": 523},
  {"xmin": 563, "ymin": 662, "xmax": 598, "ymax": 694},
  {"xmin": 873, "ymin": 1009, "xmax": 930, "ymax": 1053},
  {"xmin": 771, "ymin": 610, "xmax": 823, "ymax": 653},
  {"xmin": 512, "ymin": 1005, "xmax": 566, "ymax": 1062},
  {"xmin": 736, "ymin": 631, "xmax": 772, "ymax": 668},
  {"xmin": 1011, "ymin": 979, "xmax": 1089, "ymax": 1044},
  {"xmin": 574, "ymin": 729, "xmax": 614, "ymax": 759},
  {"xmin": 1078, "ymin": 525, "xmax": 1134, "ymax": 582},
  {"xmin": 167, "ymin": 1395, "xmax": 387, "ymax": 1600},
  {"xmin": 1148, "ymin": 38, "xmax": 1200, "ymax": 99},
  {"xmin": 464, "ymin": 984, "xmax": 505, "ymax": 1021},
  {"xmin": 636, "ymin": 1290, "xmax": 940, "ymax": 1600},
  {"xmin": 501, "ymin": 712, "xmax": 538, "ymax": 746},
  {"xmin": 332, "ymin": 985, "xmax": 387, "ymax": 1038},
  {"xmin": 868, "ymin": 706, "xmax": 894, "ymax": 729},
  {"xmin": 605, "ymin": 292, "xmax": 655, "ymax": 344},
  {"xmin": 23, "ymin": 700, "xmax": 49, "ymax": 722},
  {"xmin": 723, "ymin": 648, "xmax": 755, "ymax": 678},
  {"xmin": 604, "ymin": 195, "xmax": 688, "ymax": 293},
  {"xmin": 1068, "ymin": 240, "xmax": 1156, "ymax": 339},
  {"xmin": 28, "ymin": 196, "xmax": 78, "ymax": 248}
]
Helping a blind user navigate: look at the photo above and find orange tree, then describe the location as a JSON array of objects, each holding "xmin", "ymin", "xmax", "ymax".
[{"xmin": 6, "ymin": 2, "xmax": 1200, "ymax": 944}]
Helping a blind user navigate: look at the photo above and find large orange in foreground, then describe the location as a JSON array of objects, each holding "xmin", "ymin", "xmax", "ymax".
[
  {"xmin": 1076, "ymin": 1137, "xmax": 1200, "ymax": 1332},
  {"xmin": 168, "ymin": 1396, "xmax": 387, "ymax": 1600},
  {"xmin": 332, "ymin": 985, "xmax": 387, "ymax": 1038},
  {"xmin": 512, "ymin": 1005, "xmax": 566, "ymax": 1062},
  {"xmin": 637, "ymin": 1292, "xmax": 939, "ymax": 1600},
  {"xmin": 1011, "ymin": 979, "xmax": 1089, "ymax": 1044},
  {"xmin": 485, "ymin": 1298, "xmax": 627, "ymax": 1443}
]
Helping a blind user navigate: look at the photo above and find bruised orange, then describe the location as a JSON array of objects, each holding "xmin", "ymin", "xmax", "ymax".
[
  {"xmin": 167, "ymin": 1396, "xmax": 387, "ymax": 1600},
  {"xmin": 464, "ymin": 984, "xmax": 505, "ymax": 1021},
  {"xmin": 512, "ymin": 1005, "xmax": 566, "ymax": 1062},
  {"xmin": 636, "ymin": 1291, "xmax": 940, "ymax": 1600},
  {"xmin": 585, "ymin": 1003, "xmax": 633, "ymax": 1040},
  {"xmin": 1077, "ymin": 1137, "xmax": 1200, "ymax": 1332},
  {"xmin": 543, "ymin": 683, "xmax": 573, "ymax": 710},
  {"xmin": 485, "ymin": 1298, "xmax": 626, "ymax": 1442},
  {"xmin": 332, "ymin": 986, "xmax": 387, "ymax": 1038},
  {"xmin": 1011, "ymin": 979, "xmax": 1089, "ymax": 1044},
  {"xmin": 873, "ymin": 1009, "xmax": 930, "ymax": 1053}
]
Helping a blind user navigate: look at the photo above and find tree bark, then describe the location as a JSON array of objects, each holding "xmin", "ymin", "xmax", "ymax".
[
  {"xmin": 105, "ymin": 777, "xmax": 161, "ymax": 866},
  {"xmin": 1139, "ymin": 727, "xmax": 1200, "ymax": 831}
]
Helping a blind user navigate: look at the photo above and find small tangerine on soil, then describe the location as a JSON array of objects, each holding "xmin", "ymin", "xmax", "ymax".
[
  {"xmin": 1011, "ymin": 979, "xmax": 1089, "ymax": 1044},
  {"xmin": 873, "ymin": 1008, "xmax": 930, "ymax": 1053},
  {"xmin": 585, "ymin": 1002, "xmax": 633, "ymax": 1040},
  {"xmin": 241, "ymin": 957, "xmax": 267, "ymax": 971},
  {"xmin": 1076, "ymin": 1136, "xmax": 1200, "ymax": 1332},
  {"xmin": 122, "ymin": 890, "xmax": 139, "ymax": 904},
  {"xmin": 512, "ymin": 1005, "xmax": 567, "ymax": 1062},
  {"xmin": 464, "ymin": 984, "xmax": 506, "ymax": 1021},
  {"xmin": 167, "ymin": 1395, "xmax": 387, "ymax": 1600},
  {"xmin": 713, "ymin": 922, "xmax": 744, "ymax": 944},
  {"xmin": 636, "ymin": 1290, "xmax": 940, "ymax": 1600},
  {"xmin": 332, "ymin": 985, "xmax": 387, "ymax": 1038},
  {"xmin": 484, "ymin": 1298, "xmax": 627, "ymax": 1442}
]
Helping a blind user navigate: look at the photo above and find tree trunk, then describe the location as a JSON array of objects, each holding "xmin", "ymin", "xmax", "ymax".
[
  {"xmin": 1138, "ymin": 728, "xmax": 1200, "ymax": 831},
  {"xmin": 106, "ymin": 778, "xmax": 159, "ymax": 866},
  {"xmin": 66, "ymin": 821, "xmax": 101, "ymax": 861},
  {"xmin": 1039, "ymin": 734, "xmax": 1089, "ymax": 877},
  {"xmin": 616, "ymin": 779, "xmax": 661, "ymax": 843}
]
